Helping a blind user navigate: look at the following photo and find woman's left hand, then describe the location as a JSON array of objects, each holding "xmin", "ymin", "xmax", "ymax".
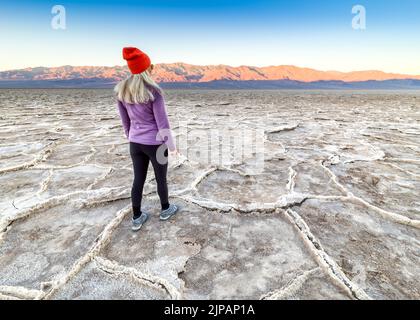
[{"xmin": 169, "ymin": 149, "xmax": 180, "ymax": 157}]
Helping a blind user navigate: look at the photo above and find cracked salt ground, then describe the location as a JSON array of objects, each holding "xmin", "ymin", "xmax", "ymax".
[
  {"xmin": 101, "ymin": 198, "xmax": 349, "ymax": 300},
  {"xmin": 330, "ymin": 161, "xmax": 420, "ymax": 220},
  {"xmin": 292, "ymin": 200, "xmax": 420, "ymax": 299},
  {"xmin": 196, "ymin": 162, "xmax": 292, "ymax": 205},
  {"xmin": 53, "ymin": 260, "xmax": 169, "ymax": 300},
  {"xmin": 0, "ymin": 199, "xmax": 129, "ymax": 291},
  {"xmin": 0, "ymin": 89, "xmax": 419, "ymax": 300}
]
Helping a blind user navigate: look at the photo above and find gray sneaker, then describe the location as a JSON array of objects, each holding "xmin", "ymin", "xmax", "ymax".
[
  {"xmin": 132, "ymin": 212, "xmax": 149, "ymax": 231},
  {"xmin": 160, "ymin": 204, "xmax": 178, "ymax": 221}
]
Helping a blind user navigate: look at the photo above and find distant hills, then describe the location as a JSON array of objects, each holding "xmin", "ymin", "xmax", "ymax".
[{"xmin": 1, "ymin": 63, "xmax": 420, "ymax": 89}]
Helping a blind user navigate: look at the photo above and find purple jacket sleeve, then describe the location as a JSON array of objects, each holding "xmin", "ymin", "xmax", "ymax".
[
  {"xmin": 152, "ymin": 92, "xmax": 176, "ymax": 151},
  {"xmin": 117, "ymin": 100, "xmax": 130, "ymax": 138}
]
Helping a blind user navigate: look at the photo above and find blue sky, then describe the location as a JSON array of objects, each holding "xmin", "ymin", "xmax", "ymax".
[{"xmin": 1, "ymin": 0, "xmax": 420, "ymax": 74}]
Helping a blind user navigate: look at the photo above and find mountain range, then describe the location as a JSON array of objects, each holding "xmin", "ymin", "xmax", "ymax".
[{"xmin": 1, "ymin": 63, "xmax": 420, "ymax": 89}]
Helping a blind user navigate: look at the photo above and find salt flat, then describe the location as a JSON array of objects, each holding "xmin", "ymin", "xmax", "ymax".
[{"xmin": 0, "ymin": 89, "xmax": 419, "ymax": 300}]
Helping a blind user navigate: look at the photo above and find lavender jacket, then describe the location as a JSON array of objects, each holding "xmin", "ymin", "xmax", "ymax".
[{"xmin": 116, "ymin": 90, "xmax": 176, "ymax": 151}]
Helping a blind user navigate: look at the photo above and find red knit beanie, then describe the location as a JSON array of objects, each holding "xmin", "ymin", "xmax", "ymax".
[{"xmin": 123, "ymin": 47, "xmax": 151, "ymax": 75}]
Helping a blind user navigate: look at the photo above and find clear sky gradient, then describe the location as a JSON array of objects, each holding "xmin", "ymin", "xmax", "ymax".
[{"xmin": 1, "ymin": 0, "xmax": 420, "ymax": 74}]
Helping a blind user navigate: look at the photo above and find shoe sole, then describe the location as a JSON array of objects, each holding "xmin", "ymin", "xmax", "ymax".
[
  {"xmin": 131, "ymin": 225, "xmax": 144, "ymax": 232},
  {"xmin": 160, "ymin": 208, "xmax": 178, "ymax": 221},
  {"xmin": 131, "ymin": 215, "xmax": 149, "ymax": 232}
]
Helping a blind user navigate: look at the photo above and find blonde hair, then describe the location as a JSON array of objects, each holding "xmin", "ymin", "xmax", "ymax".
[{"xmin": 114, "ymin": 71, "xmax": 162, "ymax": 104}]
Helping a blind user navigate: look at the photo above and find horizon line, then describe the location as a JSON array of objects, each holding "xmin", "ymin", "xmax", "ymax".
[{"xmin": 2, "ymin": 63, "xmax": 420, "ymax": 77}]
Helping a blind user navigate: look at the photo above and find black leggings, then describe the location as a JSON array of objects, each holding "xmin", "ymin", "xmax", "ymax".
[{"xmin": 130, "ymin": 142, "xmax": 169, "ymax": 218}]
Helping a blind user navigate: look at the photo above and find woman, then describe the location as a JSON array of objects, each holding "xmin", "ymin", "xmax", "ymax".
[{"xmin": 115, "ymin": 47, "xmax": 179, "ymax": 231}]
